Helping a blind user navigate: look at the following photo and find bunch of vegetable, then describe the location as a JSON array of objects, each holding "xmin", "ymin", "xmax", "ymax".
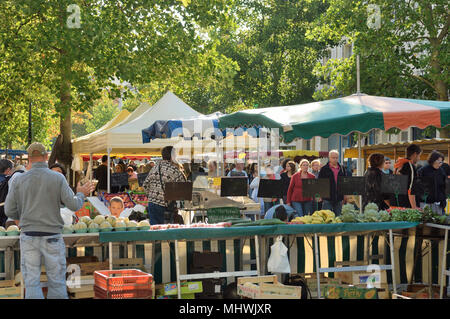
[
  {"xmin": 421, "ymin": 205, "xmax": 450, "ymax": 225},
  {"xmin": 341, "ymin": 203, "xmax": 359, "ymax": 223},
  {"xmin": 292, "ymin": 210, "xmax": 342, "ymax": 224},
  {"xmin": 388, "ymin": 207, "xmax": 422, "ymax": 222}
]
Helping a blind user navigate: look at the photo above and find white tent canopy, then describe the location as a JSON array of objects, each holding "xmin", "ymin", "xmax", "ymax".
[{"xmin": 84, "ymin": 91, "xmax": 202, "ymax": 154}]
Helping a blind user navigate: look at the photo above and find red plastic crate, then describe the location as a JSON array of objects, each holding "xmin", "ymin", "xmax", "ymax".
[
  {"xmin": 94, "ymin": 285, "xmax": 152, "ymax": 299},
  {"xmin": 94, "ymin": 269, "xmax": 153, "ymax": 292}
]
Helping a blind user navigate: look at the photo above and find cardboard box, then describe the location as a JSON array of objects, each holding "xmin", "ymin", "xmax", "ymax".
[
  {"xmin": 163, "ymin": 281, "xmax": 203, "ymax": 296},
  {"xmin": 237, "ymin": 275, "xmax": 302, "ymax": 299},
  {"xmin": 323, "ymin": 285, "xmax": 378, "ymax": 299}
]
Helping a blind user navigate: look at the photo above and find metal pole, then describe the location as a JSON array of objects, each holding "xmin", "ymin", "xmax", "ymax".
[
  {"xmin": 175, "ymin": 240, "xmax": 181, "ymax": 299},
  {"xmin": 358, "ymin": 132, "xmax": 363, "ymax": 212},
  {"xmin": 389, "ymin": 229, "xmax": 397, "ymax": 295},
  {"xmin": 314, "ymin": 233, "xmax": 321, "ymax": 299},
  {"xmin": 440, "ymin": 229, "xmax": 448, "ymax": 299},
  {"xmin": 89, "ymin": 153, "xmax": 93, "ymax": 197},
  {"xmin": 109, "ymin": 242, "xmax": 113, "ymax": 270},
  {"xmin": 107, "ymin": 148, "xmax": 111, "ymax": 193},
  {"xmin": 255, "ymin": 235, "xmax": 261, "ymax": 276}
]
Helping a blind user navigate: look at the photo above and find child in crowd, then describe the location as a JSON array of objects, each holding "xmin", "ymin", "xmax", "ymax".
[{"xmin": 109, "ymin": 196, "xmax": 125, "ymax": 218}]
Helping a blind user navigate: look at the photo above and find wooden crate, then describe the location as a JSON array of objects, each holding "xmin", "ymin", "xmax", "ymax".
[
  {"xmin": 0, "ymin": 280, "xmax": 21, "ymax": 299},
  {"xmin": 298, "ymin": 273, "xmax": 341, "ymax": 298},
  {"xmin": 106, "ymin": 258, "xmax": 145, "ymax": 271},
  {"xmin": 67, "ymin": 275, "xmax": 95, "ymax": 299},
  {"xmin": 237, "ymin": 275, "xmax": 301, "ymax": 299}
]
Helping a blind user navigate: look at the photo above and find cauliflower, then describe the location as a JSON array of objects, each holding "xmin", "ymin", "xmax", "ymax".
[{"xmin": 364, "ymin": 202, "xmax": 379, "ymax": 214}]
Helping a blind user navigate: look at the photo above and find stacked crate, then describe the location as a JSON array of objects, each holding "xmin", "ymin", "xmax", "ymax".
[{"xmin": 94, "ymin": 269, "xmax": 153, "ymax": 299}]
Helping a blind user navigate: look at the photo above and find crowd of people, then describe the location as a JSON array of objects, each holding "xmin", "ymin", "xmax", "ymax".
[{"xmin": 1, "ymin": 141, "xmax": 449, "ymax": 299}]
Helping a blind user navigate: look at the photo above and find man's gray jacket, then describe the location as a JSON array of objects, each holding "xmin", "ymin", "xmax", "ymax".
[{"xmin": 5, "ymin": 162, "xmax": 85, "ymax": 233}]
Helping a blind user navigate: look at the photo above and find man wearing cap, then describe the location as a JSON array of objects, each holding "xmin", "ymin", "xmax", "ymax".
[{"xmin": 5, "ymin": 142, "xmax": 94, "ymax": 299}]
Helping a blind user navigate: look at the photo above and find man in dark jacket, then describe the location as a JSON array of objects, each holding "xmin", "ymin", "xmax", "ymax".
[
  {"xmin": 318, "ymin": 150, "xmax": 347, "ymax": 216},
  {"xmin": 93, "ymin": 155, "xmax": 111, "ymax": 194},
  {"xmin": 417, "ymin": 150, "xmax": 446, "ymax": 214}
]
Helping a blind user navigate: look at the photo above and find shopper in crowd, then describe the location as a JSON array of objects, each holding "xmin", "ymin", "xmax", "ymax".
[
  {"xmin": 318, "ymin": 150, "xmax": 348, "ymax": 216},
  {"xmin": 128, "ymin": 160, "xmax": 138, "ymax": 172},
  {"xmin": 5, "ymin": 142, "xmax": 94, "ymax": 299},
  {"xmin": 441, "ymin": 162, "xmax": 450, "ymax": 178},
  {"xmin": 264, "ymin": 204, "xmax": 296, "ymax": 222},
  {"xmin": 279, "ymin": 158, "xmax": 290, "ymax": 175},
  {"xmin": 286, "ymin": 159, "xmax": 316, "ymax": 216},
  {"xmin": 127, "ymin": 166, "xmax": 138, "ymax": 179},
  {"xmin": 0, "ymin": 159, "xmax": 15, "ymax": 227},
  {"xmin": 393, "ymin": 143, "xmax": 422, "ymax": 208},
  {"xmin": 362, "ymin": 153, "xmax": 390, "ymax": 211},
  {"xmin": 247, "ymin": 163, "xmax": 257, "ymax": 183},
  {"xmin": 207, "ymin": 160, "xmax": 217, "ymax": 177},
  {"xmin": 94, "ymin": 155, "xmax": 111, "ymax": 194},
  {"xmin": 49, "ymin": 163, "xmax": 67, "ymax": 176},
  {"xmin": 310, "ymin": 159, "xmax": 321, "ymax": 178},
  {"xmin": 260, "ymin": 165, "xmax": 280, "ymax": 214},
  {"xmin": 382, "ymin": 157, "xmax": 393, "ymax": 174},
  {"xmin": 417, "ymin": 150, "xmax": 446, "ymax": 214},
  {"xmin": 310, "ymin": 159, "xmax": 323, "ymax": 210},
  {"xmin": 280, "ymin": 161, "xmax": 296, "ymax": 204},
  {"xmin": 143, "ymin": 146, "xmax": 186, "ymax": 225},
  {"xmin": 0, "ymin": 159, "xmax": 13, "ymax": 183},
  {"xmin": 227, "ymin": 161, "xmax": 248, "ymax": 177}
]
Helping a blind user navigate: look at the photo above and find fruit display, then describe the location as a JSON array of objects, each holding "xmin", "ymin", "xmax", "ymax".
[
  {"xmin": 80, "ymin": 216, "xmax": 92, "ymax": 225},
  {"xmin": 88, "ymin": 222, "xmax": 100, "ymax": 233},
  {"xmin": 73, "ymin": 222, "xmax": 88, "ymax": 233},
  {"xmin": 290, "ymin": 210, "xmax": 342, "ymax": 224},
  {"xmin": 102, "ymin": 192, "xmax": 135, "ymax": 209},
  {"xmin": 63, "ymin": 225, "xmax": 73, "ymax": 234},
  {"xmin": 94, "ymin": 215, "xmax": 105, "ymax": 225},
  {"xmin": 106, "ymin": 216, "xmax": 117, "ymax": 227},
  {"xmin": 130, "ymin": 193, "xmax": 149, "ymax": 206}
]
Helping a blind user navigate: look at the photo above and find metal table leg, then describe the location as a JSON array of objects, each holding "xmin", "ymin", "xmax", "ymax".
[
  {"xmin": 440, "ymin": 229, "xmax": 448, "ymax": 299},
  {"xmin": 314, "ymin": 233, "xmax": 321, "ymax": 299},
  {"xmin": 109, "ymin": 242, "xmax": 113, "ymax": 270},
  {"xmin": 255, "ymin": 235, "xmax": 261, "ymax": 276},
  {"xmin": 389, "ymin": 229, "xmax": 397, "ymax": 295},
  {"xmin": 175, "ymin": 240, "xmax": 181, "ymax": 299}
]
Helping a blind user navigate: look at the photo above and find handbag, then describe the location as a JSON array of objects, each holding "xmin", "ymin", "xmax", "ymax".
[{"xmin": 159, "ymin": 163, "xmax": 184, "ymax": 224}]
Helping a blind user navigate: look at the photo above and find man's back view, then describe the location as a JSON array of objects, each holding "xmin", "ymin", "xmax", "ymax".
[{"xmin": 5, "ymin": 143, "xmax": 94, "ymax": 299}]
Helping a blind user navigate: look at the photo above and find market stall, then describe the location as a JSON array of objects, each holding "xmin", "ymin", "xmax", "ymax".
[{"xmin": 98, "ymin": 221, "xmax": 418, "ymax": 299}]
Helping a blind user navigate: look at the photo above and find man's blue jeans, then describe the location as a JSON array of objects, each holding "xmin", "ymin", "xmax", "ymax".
[
  {"xmin": 148, "ymin": 202, "xmax": 166, "ymax": 225},
  {"xmin": 20, "ymin": 233, "xmax": 67, "ymax": 299}
]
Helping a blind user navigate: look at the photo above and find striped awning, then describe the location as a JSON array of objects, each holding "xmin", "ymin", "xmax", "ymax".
[{"xmin": 218, "ymin": 94, "xmax": 450, "ymax": 143}]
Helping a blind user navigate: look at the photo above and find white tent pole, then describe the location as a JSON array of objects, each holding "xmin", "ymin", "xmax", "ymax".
[
  {"xmin": 107, "ymin": 148, "xmax": 111, "ymax": 193},
  {"xmin": 89, "ymin": 153, "xmax": 93, "ymax": 197}
]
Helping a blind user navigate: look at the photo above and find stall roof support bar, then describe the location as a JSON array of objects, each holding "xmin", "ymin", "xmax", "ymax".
[
  {"xmin": 319, "ymin": 265, "xmax": 393, "ymax": 273},
  {"xmin": 179, "ymin": 270, "xmax": 257, "ymax": 281}
]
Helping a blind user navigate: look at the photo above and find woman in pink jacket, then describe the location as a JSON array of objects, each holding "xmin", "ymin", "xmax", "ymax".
[{"xmin": 286, "ymin": 159, "xmax": 316, "ymax": 216}]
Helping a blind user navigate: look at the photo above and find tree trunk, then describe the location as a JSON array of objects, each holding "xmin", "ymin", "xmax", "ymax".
[{"xmin": 58, "ymin": 78, "xmax": 73, "ymax": 177}]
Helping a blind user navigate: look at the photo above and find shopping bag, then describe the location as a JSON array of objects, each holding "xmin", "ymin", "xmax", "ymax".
[{"xmin": 267, "ymin": 236, "xmax": 291, "ymax": 273}]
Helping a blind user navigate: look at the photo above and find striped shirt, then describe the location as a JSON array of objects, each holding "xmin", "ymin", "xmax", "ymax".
[{"xmin": 143, "ymin": 160, "xmax": 186, "ymax": 207}]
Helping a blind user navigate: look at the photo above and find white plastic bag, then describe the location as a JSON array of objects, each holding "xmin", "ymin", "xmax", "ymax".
[{"xmin": 267, "ymin": 236, "xmax": 291, "ymax": 273}]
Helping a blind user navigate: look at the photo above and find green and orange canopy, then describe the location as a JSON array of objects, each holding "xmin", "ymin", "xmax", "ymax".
[{"xmin": 218, "ymin": 94, "xmax": 450, "ymax": 143}]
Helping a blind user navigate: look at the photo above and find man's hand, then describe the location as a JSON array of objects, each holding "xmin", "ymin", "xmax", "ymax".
[{"xmin": 77, "ymin": 181, "xmax": 96, "ymax": 197}]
